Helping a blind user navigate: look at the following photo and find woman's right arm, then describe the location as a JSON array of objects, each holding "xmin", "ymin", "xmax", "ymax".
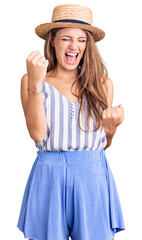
[{"xmin": 21, "ymin": 51, "xmax": 48, "ymax": 142}]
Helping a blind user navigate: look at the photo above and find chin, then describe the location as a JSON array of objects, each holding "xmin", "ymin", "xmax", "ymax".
[{"xmin": 64, "ymin": 64, "xmax": 79, "ymax": 71}]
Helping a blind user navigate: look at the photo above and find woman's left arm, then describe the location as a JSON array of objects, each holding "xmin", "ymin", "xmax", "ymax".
[{"xmin": 101, "ymin": 77, "xmax": 124, "ymax": 150}]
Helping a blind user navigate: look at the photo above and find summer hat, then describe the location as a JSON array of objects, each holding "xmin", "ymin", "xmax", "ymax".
[{"xmin": 35, "ymin": 4, "xmax": 105, "ymax": 42}]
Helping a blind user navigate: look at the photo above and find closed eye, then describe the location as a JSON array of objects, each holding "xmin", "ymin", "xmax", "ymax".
[
  {"xmin": 62, "ymin": 39, "xmax": 69, "ymax": 41},
  {"xmin": 62, "ymin": 38, "xmax": 86, "ymax": 42}
]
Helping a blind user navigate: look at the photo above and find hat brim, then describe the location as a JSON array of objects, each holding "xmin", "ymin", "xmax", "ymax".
[{"xmin": 35, "ymin": 22, "xmax": 105, "ymax": 42}]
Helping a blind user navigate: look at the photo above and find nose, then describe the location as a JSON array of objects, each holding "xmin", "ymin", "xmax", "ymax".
[{"xmin": 69, "ymin": 41, "xmax": 78, "ymax": 50}]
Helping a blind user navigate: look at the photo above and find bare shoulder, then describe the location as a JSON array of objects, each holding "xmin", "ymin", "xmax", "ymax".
[
  {"xmin": 101, "ymin": 75, "xmax": 114, "ymax": 107},
  {"xmin": 20, "ymin": 73, "xmax": 28, "ymax": 118},
  {"xmin": 101, "ymin": 75, "xmax": 113, "ymax": 88}
]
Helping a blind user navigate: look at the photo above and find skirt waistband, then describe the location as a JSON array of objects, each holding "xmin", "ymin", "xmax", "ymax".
[{"xmin": 37, "ymin": 149, "xmax": 106, "ymax": 166}]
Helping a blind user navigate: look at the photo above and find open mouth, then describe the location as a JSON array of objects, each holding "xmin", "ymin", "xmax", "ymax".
[{"xmin": 65, "ymin": 53, "xmax": 79, "ymax": 63}]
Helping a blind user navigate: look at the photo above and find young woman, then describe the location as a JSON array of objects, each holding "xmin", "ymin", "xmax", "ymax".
[{"xmin": 17, "ymin": 4, "xmax": 125, "ymax": 240}]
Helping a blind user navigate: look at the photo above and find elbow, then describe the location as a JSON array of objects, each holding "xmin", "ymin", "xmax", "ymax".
[
  {"xmin": 25, "ymin": 118, "xmax": 47, "ymax": 143},
  {"xmin": 104, "ymin": 141, "xmax": 111, "ymax": 150},
  {"xmin": 30, "ymin": 133, "xmax": 47, "ymax": 143},
  {"xmin": 26, "ymin": 123, "xmax": 47, "ymax": 143}
]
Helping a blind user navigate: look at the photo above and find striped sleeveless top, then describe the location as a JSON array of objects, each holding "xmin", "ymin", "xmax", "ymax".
[{"xmin": 34, "ymin": 81, "xmax": 107, "ymax": 151}]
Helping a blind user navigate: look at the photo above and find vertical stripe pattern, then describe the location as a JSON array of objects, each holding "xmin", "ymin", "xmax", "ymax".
[{"xmin": 34, "ymin": 81, "xmax": 107, "ymax": 151}]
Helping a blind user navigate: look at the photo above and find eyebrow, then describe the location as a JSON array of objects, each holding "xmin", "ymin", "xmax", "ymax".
[{"xmin": 60, "ymin": 35, "xmax": 87, "ymax": 39}]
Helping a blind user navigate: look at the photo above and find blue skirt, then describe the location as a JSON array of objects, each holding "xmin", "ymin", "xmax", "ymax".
[{"xmin": 17, "ymin": 149, "xmax": 125, "ymax": 240}]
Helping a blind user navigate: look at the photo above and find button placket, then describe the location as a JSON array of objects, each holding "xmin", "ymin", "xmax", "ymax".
[{"xmin": 71, "ymin": 103, "xmax": 75, "ymax": 119}]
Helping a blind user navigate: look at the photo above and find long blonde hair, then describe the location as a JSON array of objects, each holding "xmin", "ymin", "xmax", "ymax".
[{"xmin": 44, "ymin": 28, "xmax": 109, "ymax": 132}]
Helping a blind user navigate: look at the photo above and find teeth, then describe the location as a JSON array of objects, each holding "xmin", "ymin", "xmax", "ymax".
[{"xmin": 66, "ymin": 53, "xmax": 78, "ymax": 56}]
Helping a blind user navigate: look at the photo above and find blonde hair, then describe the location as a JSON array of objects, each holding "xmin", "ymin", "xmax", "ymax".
[{"xmin": 44, "ymin": 28, "xmax": 108, "ymax": 132}]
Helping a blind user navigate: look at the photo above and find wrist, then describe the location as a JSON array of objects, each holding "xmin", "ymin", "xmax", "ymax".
[
  {"xmin": 105, "ymin": 127, "xmax": 117, "ymax": 138},
  {"xmin": 28, "ymin": 82, "xmax": 42, "ymax": 92},
  {"xmin": 104, "ymin": 131, "xmax": 116, "ymax": 150}
]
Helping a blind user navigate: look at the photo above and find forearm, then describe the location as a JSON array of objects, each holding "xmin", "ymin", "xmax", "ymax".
[
  {"xmin": 104, "ymin": 134, "xmax": 114, "ymax": 150},
  {"xmin": 104, "ymin": 128, "xmax": 116, "ymax": 150},
  {"xmin": 26, "ymin": 81, "xmax": 47, "ymax": 142}
]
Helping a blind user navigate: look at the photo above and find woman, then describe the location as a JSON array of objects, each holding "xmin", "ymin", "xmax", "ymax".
[{"xmin": 17, "ymin": 4, "xmax": 125, "ymax": 240}]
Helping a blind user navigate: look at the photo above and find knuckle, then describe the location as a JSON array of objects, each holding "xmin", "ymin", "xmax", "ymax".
[
  {"xmin": 37, "ymin": 61, "xmax": 42, "ymax": 67},
  {"xmin": 41, "ymin": 56, "xmax": 45, "ymax": 60},
  {"xmin": 31, "ymin": 60, "xmax": 36, "ymax": 65},
  {"xmin": 112, "ymin": 112, "xmax": 116, "ymax": 118},
  {"xmin": 34, "ymin": 50, "xmax": 39, "ymax": 54}
]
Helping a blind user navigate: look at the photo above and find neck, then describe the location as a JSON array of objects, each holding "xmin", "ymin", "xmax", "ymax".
[{"xmin": 50, "ymin": 63, "xmax": 79, "ymax": 85}]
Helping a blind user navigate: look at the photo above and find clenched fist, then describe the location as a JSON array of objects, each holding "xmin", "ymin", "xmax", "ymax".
[
  {"xmin": 26, "ymin": 50, "xmax": 49, "ymax": 86},
  {"xmin": 101, "ymin": 104, "xmax": 124, "ymax": 137}
]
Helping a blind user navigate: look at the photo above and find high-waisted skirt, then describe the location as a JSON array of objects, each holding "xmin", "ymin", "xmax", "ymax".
[{"xmin": 17, "ymin": 149, "xmax": 125, "ymax": 240}]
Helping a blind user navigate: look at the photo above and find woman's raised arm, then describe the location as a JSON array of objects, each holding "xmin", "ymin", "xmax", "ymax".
[
  {"xmin": 20, "ymin": 51, "xmax": 48, "ymax": 142},
  {"xmin": 102, "ymin": 77, "xmax": 124, "ymax": 150}
]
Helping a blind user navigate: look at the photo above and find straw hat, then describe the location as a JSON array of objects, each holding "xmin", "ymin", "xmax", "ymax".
[{"xmin": 35, "ymin": 4, "xmax": 105, "ymax": 42}]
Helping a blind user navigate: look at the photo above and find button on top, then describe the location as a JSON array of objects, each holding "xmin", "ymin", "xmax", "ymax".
[{"xmin": 71, "ymin": 103, "xmax": 75, "ymax": 119}]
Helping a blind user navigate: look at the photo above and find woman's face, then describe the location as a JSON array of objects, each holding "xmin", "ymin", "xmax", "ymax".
[{"xmin": 51, "ymin": 27, "xmax": 87, "ymax": 70}]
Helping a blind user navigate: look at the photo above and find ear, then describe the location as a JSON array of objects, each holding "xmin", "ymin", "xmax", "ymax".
[{"xmin": 50, "ymin": 34, "xmax": 55, "ymax": 47}]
